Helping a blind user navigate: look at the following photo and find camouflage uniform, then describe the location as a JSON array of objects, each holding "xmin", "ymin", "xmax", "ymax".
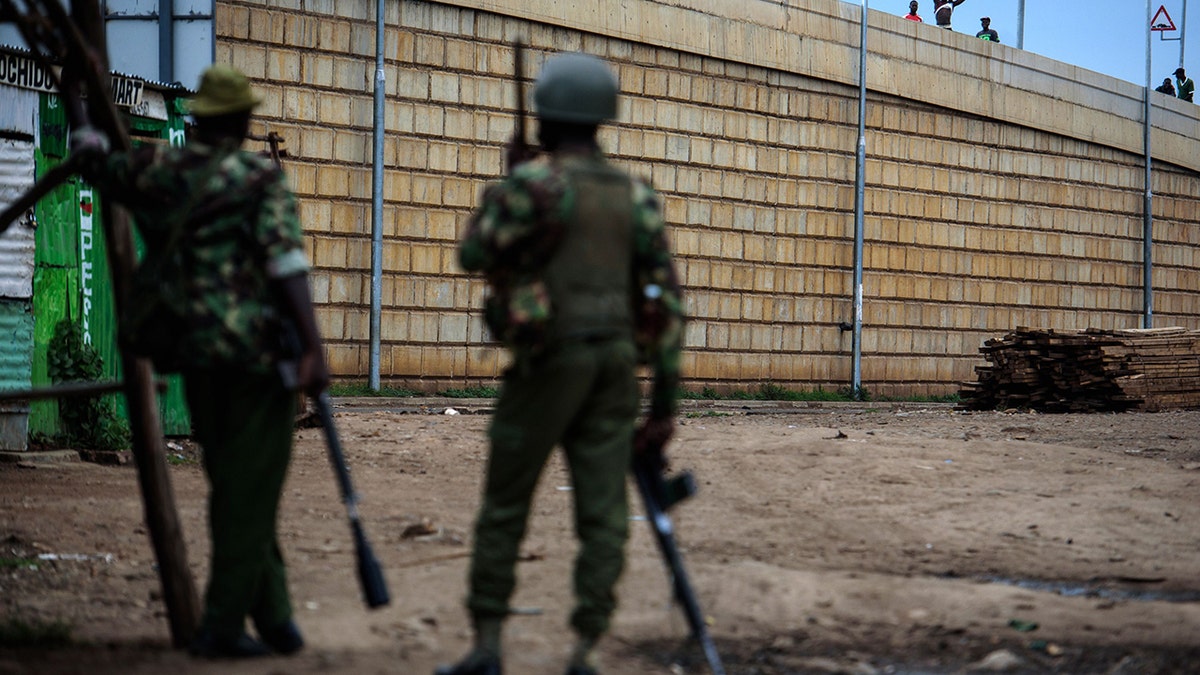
[
  {"xmin": 458, "ymin": 148, "xmax": 684, "ymax": 642},
  {"xmin": 93, "ymin": 141, "xmax": 309, "ymax": 369},
  {"xmin": 83, "ymin": 138, "xmax": 309, "ymax": 644}
]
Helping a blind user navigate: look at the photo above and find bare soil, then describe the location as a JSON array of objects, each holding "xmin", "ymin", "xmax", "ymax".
[{"xmin": 3, "ymin": 400, "xmax": 1200, "ymax": 675}]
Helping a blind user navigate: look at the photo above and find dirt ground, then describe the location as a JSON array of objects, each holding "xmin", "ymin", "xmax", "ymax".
[{"xmin": 3, "ymin": 399, "xmax": 1200, "ymax": 675}]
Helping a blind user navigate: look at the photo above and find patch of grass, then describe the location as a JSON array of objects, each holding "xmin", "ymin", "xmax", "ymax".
[
  {"xmin": 684, "ymin": 411, "xmax": 733, "ymax": 419},
  {"xmin": 875, "ymin": 393, "xmax": 962, "ymax": 404},
  {"xmin": 166, "ymin": 453, "xmax": 194, "ymax": 466},
  {"xmin": 329, "ymin": 382, "xmax": 420, "ymax": 397},
  {"xmin": 681, "ymin": 384, "xmax": 857, "ymax": 402},
  {"xmin": 0, "ymin": 617, "xmax": 73, "ymax": 647},
  {"xmin": 678, "ymin": 384, "xmax": 958, "ymax": 404},
  {"xmin": 440, "ymin": 386, "xmax": 500, "ymax": 398},
  {"xmin": 0, "ymin": 557, "xmax": 37, "ymax": 570}
]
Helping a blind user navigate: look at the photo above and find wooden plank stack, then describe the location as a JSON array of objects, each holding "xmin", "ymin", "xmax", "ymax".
[{"xmin": 958, "ymin": 327, "xmax": 1200, "ymax": 412}]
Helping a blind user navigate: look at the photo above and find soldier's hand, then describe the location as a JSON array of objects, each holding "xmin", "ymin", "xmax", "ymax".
[
  {"xmin": 634, "ymin": 415, "xmax": 675, "ymax": 468},
  {"xmin": 504, "ymin": 135, "xmax": 535, "ymax": 173},
  {"xmin": 297, "ymin": 348, "xmax": 330, "ymax": 397},
  {"xmin": 69, "ymin": 125, "xmax": 110, "ymax": 158}
]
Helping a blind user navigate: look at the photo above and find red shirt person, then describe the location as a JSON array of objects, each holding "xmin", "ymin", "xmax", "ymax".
[{"xmin": 905, "ymin": 0, "xmax": 923, "ymax": 22}]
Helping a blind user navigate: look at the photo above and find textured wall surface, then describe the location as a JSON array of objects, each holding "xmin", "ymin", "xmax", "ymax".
[{"xmin": 218, "ymin": 0, "xmax": 1200, "ymax": 396}]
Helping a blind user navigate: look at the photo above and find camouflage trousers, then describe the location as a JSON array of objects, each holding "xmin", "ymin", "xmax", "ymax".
[
  {"xmin": 185, "ymin": 367, "xmax": 296, "ymax": 637},
  {"xmin": 467, "ymin": 337, "xmax": 639, "ymax": 639}
]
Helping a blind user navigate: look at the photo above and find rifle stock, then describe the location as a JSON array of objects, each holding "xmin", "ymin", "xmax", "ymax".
[
  {"xmin": 632, "ymin": 450, "xmax": 726, "ymax": 675},
  {"xmin": 276, "ymin": 320, "xmax": 389, "ymax": 609},
  {"xmin": 315, "ymin": 392, "xmax": 391, "ymax": 609}
]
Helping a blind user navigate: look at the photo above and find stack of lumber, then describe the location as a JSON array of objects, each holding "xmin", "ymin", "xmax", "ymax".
[{"xmin": 958, "ymin": 327, "xmax": 1200, "ymax": 412}]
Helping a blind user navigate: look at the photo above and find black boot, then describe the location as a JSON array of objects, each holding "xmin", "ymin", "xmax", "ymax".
[
  {"xmin": 433, "ymin": 652, "xmax": 502, "ymax": 675},
  {"xmin": 188, "ymin": 628, "xmax": 271, "ymax": 659},
  {"xmin": 256, "ymin": 618, "xmax": 305, "ymax": 655}
]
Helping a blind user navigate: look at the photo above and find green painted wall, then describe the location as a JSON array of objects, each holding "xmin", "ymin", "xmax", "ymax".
[{"xmin": 31, "ymin": 91, "xmax": 192, "ymax": 438}]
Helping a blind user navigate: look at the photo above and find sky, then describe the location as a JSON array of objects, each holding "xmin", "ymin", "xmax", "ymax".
[{"xmin": 879, "ymin": 0, "xmax": 1200, "ymax": 86}]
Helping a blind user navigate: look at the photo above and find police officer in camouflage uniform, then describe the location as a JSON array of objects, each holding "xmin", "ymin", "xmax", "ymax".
[
  {"xmin": 436, "ymin": 52, "xmax": 684, "ymax": 675},
  {"xmin": 72, "ymin": 65, "xmax": 329, "ymax": 659}
]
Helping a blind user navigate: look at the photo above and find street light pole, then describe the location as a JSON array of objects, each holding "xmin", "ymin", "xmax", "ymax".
[
  {"xmin": 1017, "ymin": 0, "xmax": 1026, "ymax": 49},
  {"xmin": 1181, "ymin": 0, "xmax": 1188, "ymax": 69},
  {"xmin": 851, "ymin": 0, "xmax": 867, "ymax": 398},
  {"xmin": 369, "ymin": 0, "xmax": 386, "ymax": 389},
  {"xmin": 1143, "ymin": 0, "xmax": 1154, "ymax": 328}
]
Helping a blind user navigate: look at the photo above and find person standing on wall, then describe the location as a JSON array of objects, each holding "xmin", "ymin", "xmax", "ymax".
[
  {"xmin": 435, "ymin": 51, "xmax": 685, "ymax": 675},
  {"xmin": 904, "ymin": 1, "xmax": 923, "ymax": 22},
  {"xmin": 935, "ymin": 0, "xmax": 966, "ymax": 29},
  {"xmin": 976, "ymin": 17, "xmax": 999, "ymax": 42},
  {"xmin": 1175, "ymin": 67, "xmax": 1195, "ymax": 102},
  {"xmin": 71, "ymin": 64, "xmax": 330, "ymax": 659}
]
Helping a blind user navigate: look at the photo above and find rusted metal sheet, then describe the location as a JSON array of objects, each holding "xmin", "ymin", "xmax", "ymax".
[
  {"xmin": 0, "ymin": 138, "xmax": 36, "ymax": 299},
  {"xmin": 0, "ymin": 86, "xmax": 40, "ymax": 446},
  {"xmin": 0, "ymin": 86, "xmax": 37, "ymax": 137}
]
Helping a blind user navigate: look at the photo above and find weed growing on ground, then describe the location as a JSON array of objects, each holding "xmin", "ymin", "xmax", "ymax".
[{"xmin": 0, "ymin": 617, "xmax": 72, "ymax": 647}]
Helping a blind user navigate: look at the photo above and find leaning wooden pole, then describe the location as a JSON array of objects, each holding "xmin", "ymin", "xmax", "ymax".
[{"xmin": 63, "ymin": 0, "xmax": 200, "ymax": 647}]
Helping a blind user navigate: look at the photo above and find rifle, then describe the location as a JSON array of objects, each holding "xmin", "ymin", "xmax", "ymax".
[
  {"xmin": 313, "ymin": 391, "xmax": 392, "ymax": 609},
  {"xmin": 632, "ymin": 448, "xmax": 727, "ymax": 675},
  {"xmin": 505, "ymin": 37, "xmax": 531, "ymax": 172},
  {"xmin": 277, "ymin": 327, "xmax": 389, "ymax": 609},
  {"xmin": 514, "ymin": 38, "xmax": 527, "ymax": 148}
]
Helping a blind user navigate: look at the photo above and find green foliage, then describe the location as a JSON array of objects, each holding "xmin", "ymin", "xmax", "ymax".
[
  {"xmin": 680, "ymin": 384, "xmax": 856, "ymax": 402},
  {"xmin": 328, "ymin": 382, "xmax": 419, "ymax": 397},
  {"xmin": 327, "ymin": 383, "xmax": 507, "ymax": 398},
  {"xmin": 841, "ymin": 386, "xmax": 870, "ymax": 402},
  {"xmin": 0, "ymin": 616, "xmax": 73, "ymax": 647},
  {"xmin": 328, "ymin": 381, "xmax": 957, "ymax": 404},
  {"xmin": 875, "ymin": 392, "xmax": 962, "ymax": 404},
  {"xmin": 440, "ymin": 386, "xmax": 500, "ymax": 398},
  {"xmin": 0, "ymin": 557, "xmax": 37, "ymax": 569},
  {"xmin": 47, "ymin": 320, "xmax": 130, "ymax": 452}
]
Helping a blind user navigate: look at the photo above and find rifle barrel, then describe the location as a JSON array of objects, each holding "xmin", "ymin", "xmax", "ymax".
[{"xmin": 513, "ymin": 38, "xmax": 526, "ymax": 148}]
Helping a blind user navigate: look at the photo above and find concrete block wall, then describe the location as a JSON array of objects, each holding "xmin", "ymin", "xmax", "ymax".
[{"xmin": 218, "ymin": 0, "xmax": 1200, "ymax": 397}]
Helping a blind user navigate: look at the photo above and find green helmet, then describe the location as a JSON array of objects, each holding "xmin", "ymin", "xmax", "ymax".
[
  {"xmin": 189, "ymin": 64, "xmax": 262, "ymax": 117},
  {"xmin": 533, "ymin": 53, "xmax": 618, "ymax": 124}
]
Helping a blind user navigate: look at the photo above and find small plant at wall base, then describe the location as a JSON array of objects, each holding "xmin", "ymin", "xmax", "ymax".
[
  {"xmin": 440, "ymin": 386, "xmax": 500, "ymax": 398},
  {"xmin": 328, "ymin": 382, "xmax": 420, "ymax": 397},
  {"xmin": 47, "ymin": 319, "xmax": 130, "ymax": 452},
  {"xmin": 681, "ymin": 385, "xmax": 857, "ymax": 402},
  {"xmin": 0, "ymin": 616, "xmax": 73, "ymax": 647}
]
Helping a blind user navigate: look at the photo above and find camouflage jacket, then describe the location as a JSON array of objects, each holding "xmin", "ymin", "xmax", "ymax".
[
  {"xmin": 84, "ymin": 139, "xmax": 309, "ymax": 371},
  {"xmin": 460, "ymin": 148, "xmax": 684, "ymax": 418}
]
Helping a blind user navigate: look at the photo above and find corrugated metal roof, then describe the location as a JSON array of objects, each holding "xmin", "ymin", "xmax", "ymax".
[{"xmin": 0, "ymin": 43, "xmax": 191, "ymax": 95}]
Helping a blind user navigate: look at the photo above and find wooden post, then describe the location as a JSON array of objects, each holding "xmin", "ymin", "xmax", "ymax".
[{"xmin": 64, "ymin": 0, "xmax": 200, "ymax": 648}]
